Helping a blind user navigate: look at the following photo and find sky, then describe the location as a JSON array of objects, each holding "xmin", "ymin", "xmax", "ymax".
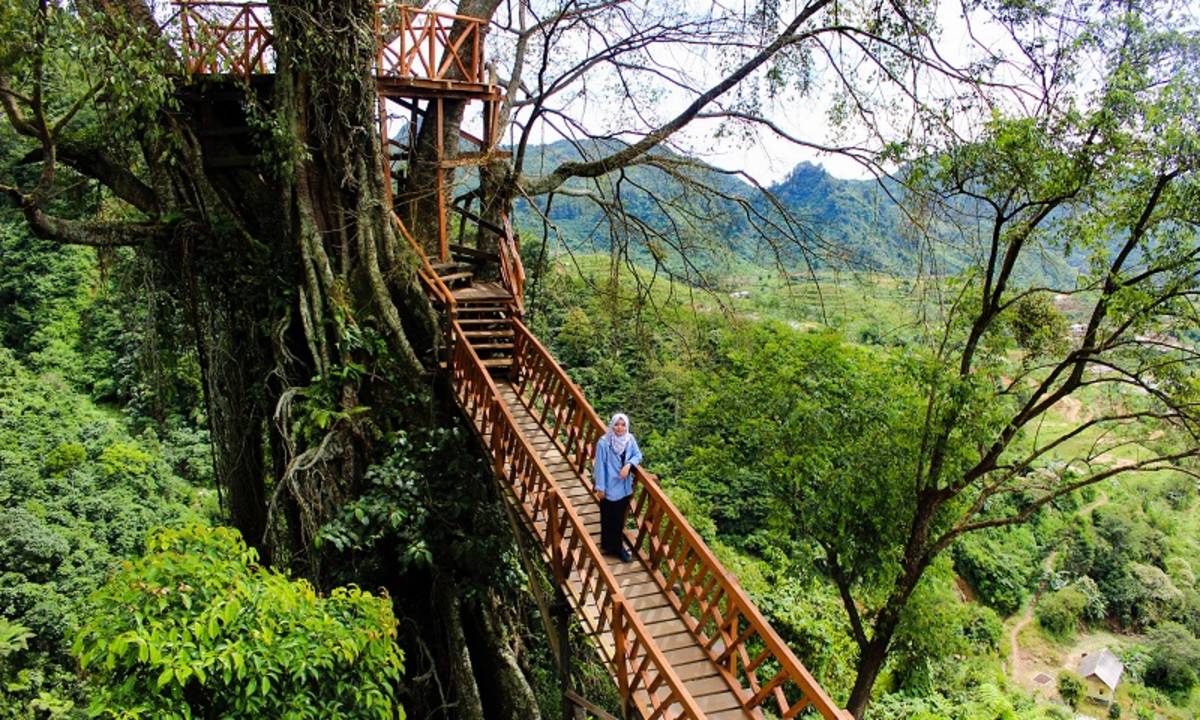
[{"xmin": 487, "ymin": 0, "xmax": 1050, "ymax": 185}]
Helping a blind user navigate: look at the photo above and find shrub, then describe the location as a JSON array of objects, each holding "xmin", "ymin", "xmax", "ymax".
[
  {"xmin": 1142, "ymin": 622, "xmax": 1200, "ymax": 697},
  {"xmin": 1036, "ymin": 587, "xmax": 1087, "ymax": 638},
  {"xmin": 42, "ymin": 442, "xmax": 86, "ymax": 476},
  {"xmin": 74, "ymin": 525, "xmax": 405, "ymax": 719},
  {"xmin": 1057, "ymin": 671, "xmax": 1084, "ymax": 709},
  {"xmin": 953, "ymin": 529, "xmax": 1040, "ymax": 615}
]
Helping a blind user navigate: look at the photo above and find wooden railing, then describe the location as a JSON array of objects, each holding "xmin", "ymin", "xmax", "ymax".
[
  {"xmin": 497, "ymin": 214, "xmax": 526, "ymax": 316},
  {"xmin": 390, "ymin": 212, "xmax": 456, "ymax": 314},
  {"xmin": 173, "ymin": 1, "xmax": 273, "ymax": 75},
  {"xmin": 171, "ymin": 3, "xmax": 486, "ymax": 86},
  {"xmin": 375, "ymin": 5, "xmax": 487, "ymax": 84},
  {"xmin": 448, "ymin": 323, "xmax": 705, "ymax": 719},
  {"xmin": 509, "ymin": 320, "xmax": 851, "ymax": 720}
]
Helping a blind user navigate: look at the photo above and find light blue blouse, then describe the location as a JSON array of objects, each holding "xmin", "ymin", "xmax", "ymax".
[{"xmin": 593, "ymin": 434, "xmax": 643, "ymax": 501}]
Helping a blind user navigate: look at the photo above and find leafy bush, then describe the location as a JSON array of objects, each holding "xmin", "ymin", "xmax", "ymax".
[
  {"xmin": 1057, "ymin": 671, "xmax": 1084, "ymax": 708},
  {"xmin": 75, "ymin": 525, "xmax": 405, "ymax": 719},
  {"xmin": 954, "ymin": 528, "xmax": 1040, "ymax": 615},
  {"xmin": 1071, "ymin": 576, "xmax": 1108, "ymax": 623},
  {"xmin": 1142, "ymin": 622, "xmax": 1200, "ymax": 697},
  {"xmin": 1036, "ymin": 587, "xmax": 1087, "ymax": 638}
]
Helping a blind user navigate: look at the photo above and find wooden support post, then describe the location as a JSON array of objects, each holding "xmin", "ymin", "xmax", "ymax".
[
  {"xmin": 553, "ymin": 588, "xmax": 577, "ymax": 720},
  {"xmin": 436, "ymin": 97, "xmax": 448, "ymax": 262}
]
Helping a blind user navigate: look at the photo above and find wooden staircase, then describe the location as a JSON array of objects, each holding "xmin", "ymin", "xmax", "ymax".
[{"xmin": 447, "ymin": 314, "xmax": 852, "ymax": 720}]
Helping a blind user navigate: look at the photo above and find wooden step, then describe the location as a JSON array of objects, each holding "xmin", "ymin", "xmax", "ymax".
[
  {"xmin": 458, "ymin": 317, "xmax": 511, "ymax": 326},
  {"xmin": 451, "ymin": 307, "xmax": 504, "ymax": 316},
  {"xmin": 469, "ymin": 343, "xmax": 514, "ymax": 351},
  {"xmin": 438, "ymin": 271, "xmax": 474, "ymax": 284},
  {"xmin": 456, "ymin": 299, "xmax": 508, "ymax": 307},
  {"xmin": 481, "ymin": 358, "xmax": 512, "ymax": 368}
]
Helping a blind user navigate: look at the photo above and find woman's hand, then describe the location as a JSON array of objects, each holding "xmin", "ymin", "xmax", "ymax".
[
  {"xmin": 595, "ymin": 490, "xmax": 605, "ymax": 501},
  {"xmin": 619, "ymin": 464, "xmax": 631, "ymax": 479}
]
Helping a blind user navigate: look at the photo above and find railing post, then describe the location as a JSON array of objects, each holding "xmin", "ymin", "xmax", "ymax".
[
  {"xmin": 547, "ymin": 489, "xmax": 564, "ymax": 585},
  {"xmin": 613, "ymin": 598, "xmax": 630, "ymax": 719}
]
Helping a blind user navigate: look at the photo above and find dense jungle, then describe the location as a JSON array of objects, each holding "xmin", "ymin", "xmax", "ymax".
[{"xmin": 1, "ymin": 0, "xmax": 1198, "ymax": 719}]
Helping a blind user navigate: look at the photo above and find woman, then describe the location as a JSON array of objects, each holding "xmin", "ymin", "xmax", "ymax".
[{"xmin": 593, "ymin": 413, "xmax": 643, "ymax": 561}]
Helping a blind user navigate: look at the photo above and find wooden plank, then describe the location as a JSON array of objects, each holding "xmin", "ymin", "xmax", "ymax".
[
  {"xmin": 674, "ymin": 659, "xmax": 720, "ymax": 682},
  {"xmin": 663, "ymin": 644, "xmax": 709, "ymax": 667},
  {"xmin": 651, "ymin": 630, "xmax": 701, "ymax": 653},
  {"xmin": 437, "ymin": 271, "xmax": 473, "ymax": 283},
  {"xmin": 692, "ymin": 689, "xmax": 746, "ymax": 715},
  {"xmin": 617, "ymin": 579, "xmax": 663, "ymax": 599},
  {"xmin": 451, "ymin": 282, "xmax": 512, "ymax": 301},
  {"xmin": 637, "ymin": 605, "xmax": 682, "ymax": 625},
  {"xmin": 708, "ymin": 709, "xmax": 756, "ymax": 720},
  {"xmin": 644, "ymin": 615, "xmax": 690, "ymax": 639},
  {"xmin": 629, "ymin": 592, "xmax": 673, "ymax": 613}
]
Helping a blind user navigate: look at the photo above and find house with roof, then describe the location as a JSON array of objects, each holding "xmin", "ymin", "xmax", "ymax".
[{"xmin": 1077, "ymin": 648, "xmax": 1124, "ymax": 704}]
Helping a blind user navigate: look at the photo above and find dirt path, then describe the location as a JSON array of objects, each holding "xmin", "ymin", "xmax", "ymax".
[
  {"xmin": 1010, "ymin": 549, "xmax": 1060, "ymax": 683},
  {"xmin": 1007, "ymin": 490, "xmax": 1109, "ymax": 692}
]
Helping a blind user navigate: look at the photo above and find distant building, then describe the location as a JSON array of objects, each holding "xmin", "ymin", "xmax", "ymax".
[
  {"xmin": 729, "ymin": 290, "xmax": 751, "ymax": 299},
  {"xmin": 1077, "ymin": 648, "xmax": 1123, "ymax": 704}
]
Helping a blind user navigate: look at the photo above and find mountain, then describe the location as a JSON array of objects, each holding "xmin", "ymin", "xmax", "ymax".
[
  {"xmin": 767, "ymin": 161, "xmax": 917, "ymax": 271},
  {"xmin": 506, "ymin": 140, "xmax": 1073, "ymax": 283}
]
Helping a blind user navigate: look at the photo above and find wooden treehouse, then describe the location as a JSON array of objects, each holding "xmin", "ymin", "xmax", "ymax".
[{"xmin": 172, "ymin": 3, "xmax": 851, "ymax": 718}]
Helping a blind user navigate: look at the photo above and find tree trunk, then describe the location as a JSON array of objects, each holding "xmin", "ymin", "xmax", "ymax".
[
  {"xmin": 475, "ymin": 593, "xmax": 544, "ymax": 720},
  {"xmin": 439, "ymin": 581, "xmax": 488, "ymax": 720},
  {"xmin": 846, "ymin": 633, "xmax": 893, "ymax": 719}
]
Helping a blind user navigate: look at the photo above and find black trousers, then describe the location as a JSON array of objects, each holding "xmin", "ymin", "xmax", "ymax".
[{"xmin": 599, "ymin": 495, "xmax": 631, "ymax": 554}]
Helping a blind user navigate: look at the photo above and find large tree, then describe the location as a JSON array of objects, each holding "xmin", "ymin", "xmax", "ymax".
[{"xmin": 0, "ymin": 0, "xmax": 960, "ymax": 560}]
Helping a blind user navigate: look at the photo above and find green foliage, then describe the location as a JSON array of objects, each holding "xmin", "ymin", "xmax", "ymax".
[
  {"xmin": 0, "ymin": 618, "xmax": 34, "ymax": 659},
  {"xmin": 666, "ymin": 323, "xmax": 922, "ymax": 588},
  {"xmin": 0, "ymin": 345, "xmax": 199, "ymax": 715},
  {"xmin": 954, "ymin": 527, "xmax": 1041, "ymax": 615},
  {"xmin": 1036, "ymin": 587, "xmax": 1087, "ymax": 639},
  {"xmin": 889, "ymin": 559, "xmax": 1004, "ymax": 692},
  {"xmin": 1058, "ymin": 671, "xmax": 1085, "ymax": 709},
  {"xmin": 1009, "ymin": 293, "xmax": 1069, "ymax": 359},
  {"xmin": 1142, "ymin": 622, "xmax": 1200, "ymax": 697},
  {"xmin": 734, "ymin": 556, "xmax": 860, "ymax": 694},
  {"xmin": 75, "ymin": 525, "xmax": 405, "ymax": 719},
  {"xmin": 0, "ymin": 226, "xmax": 94, "ymax": 378},
  {"xmin": 1108, "ymin": 701, "xmax": 1122, "ymax": 719}
]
